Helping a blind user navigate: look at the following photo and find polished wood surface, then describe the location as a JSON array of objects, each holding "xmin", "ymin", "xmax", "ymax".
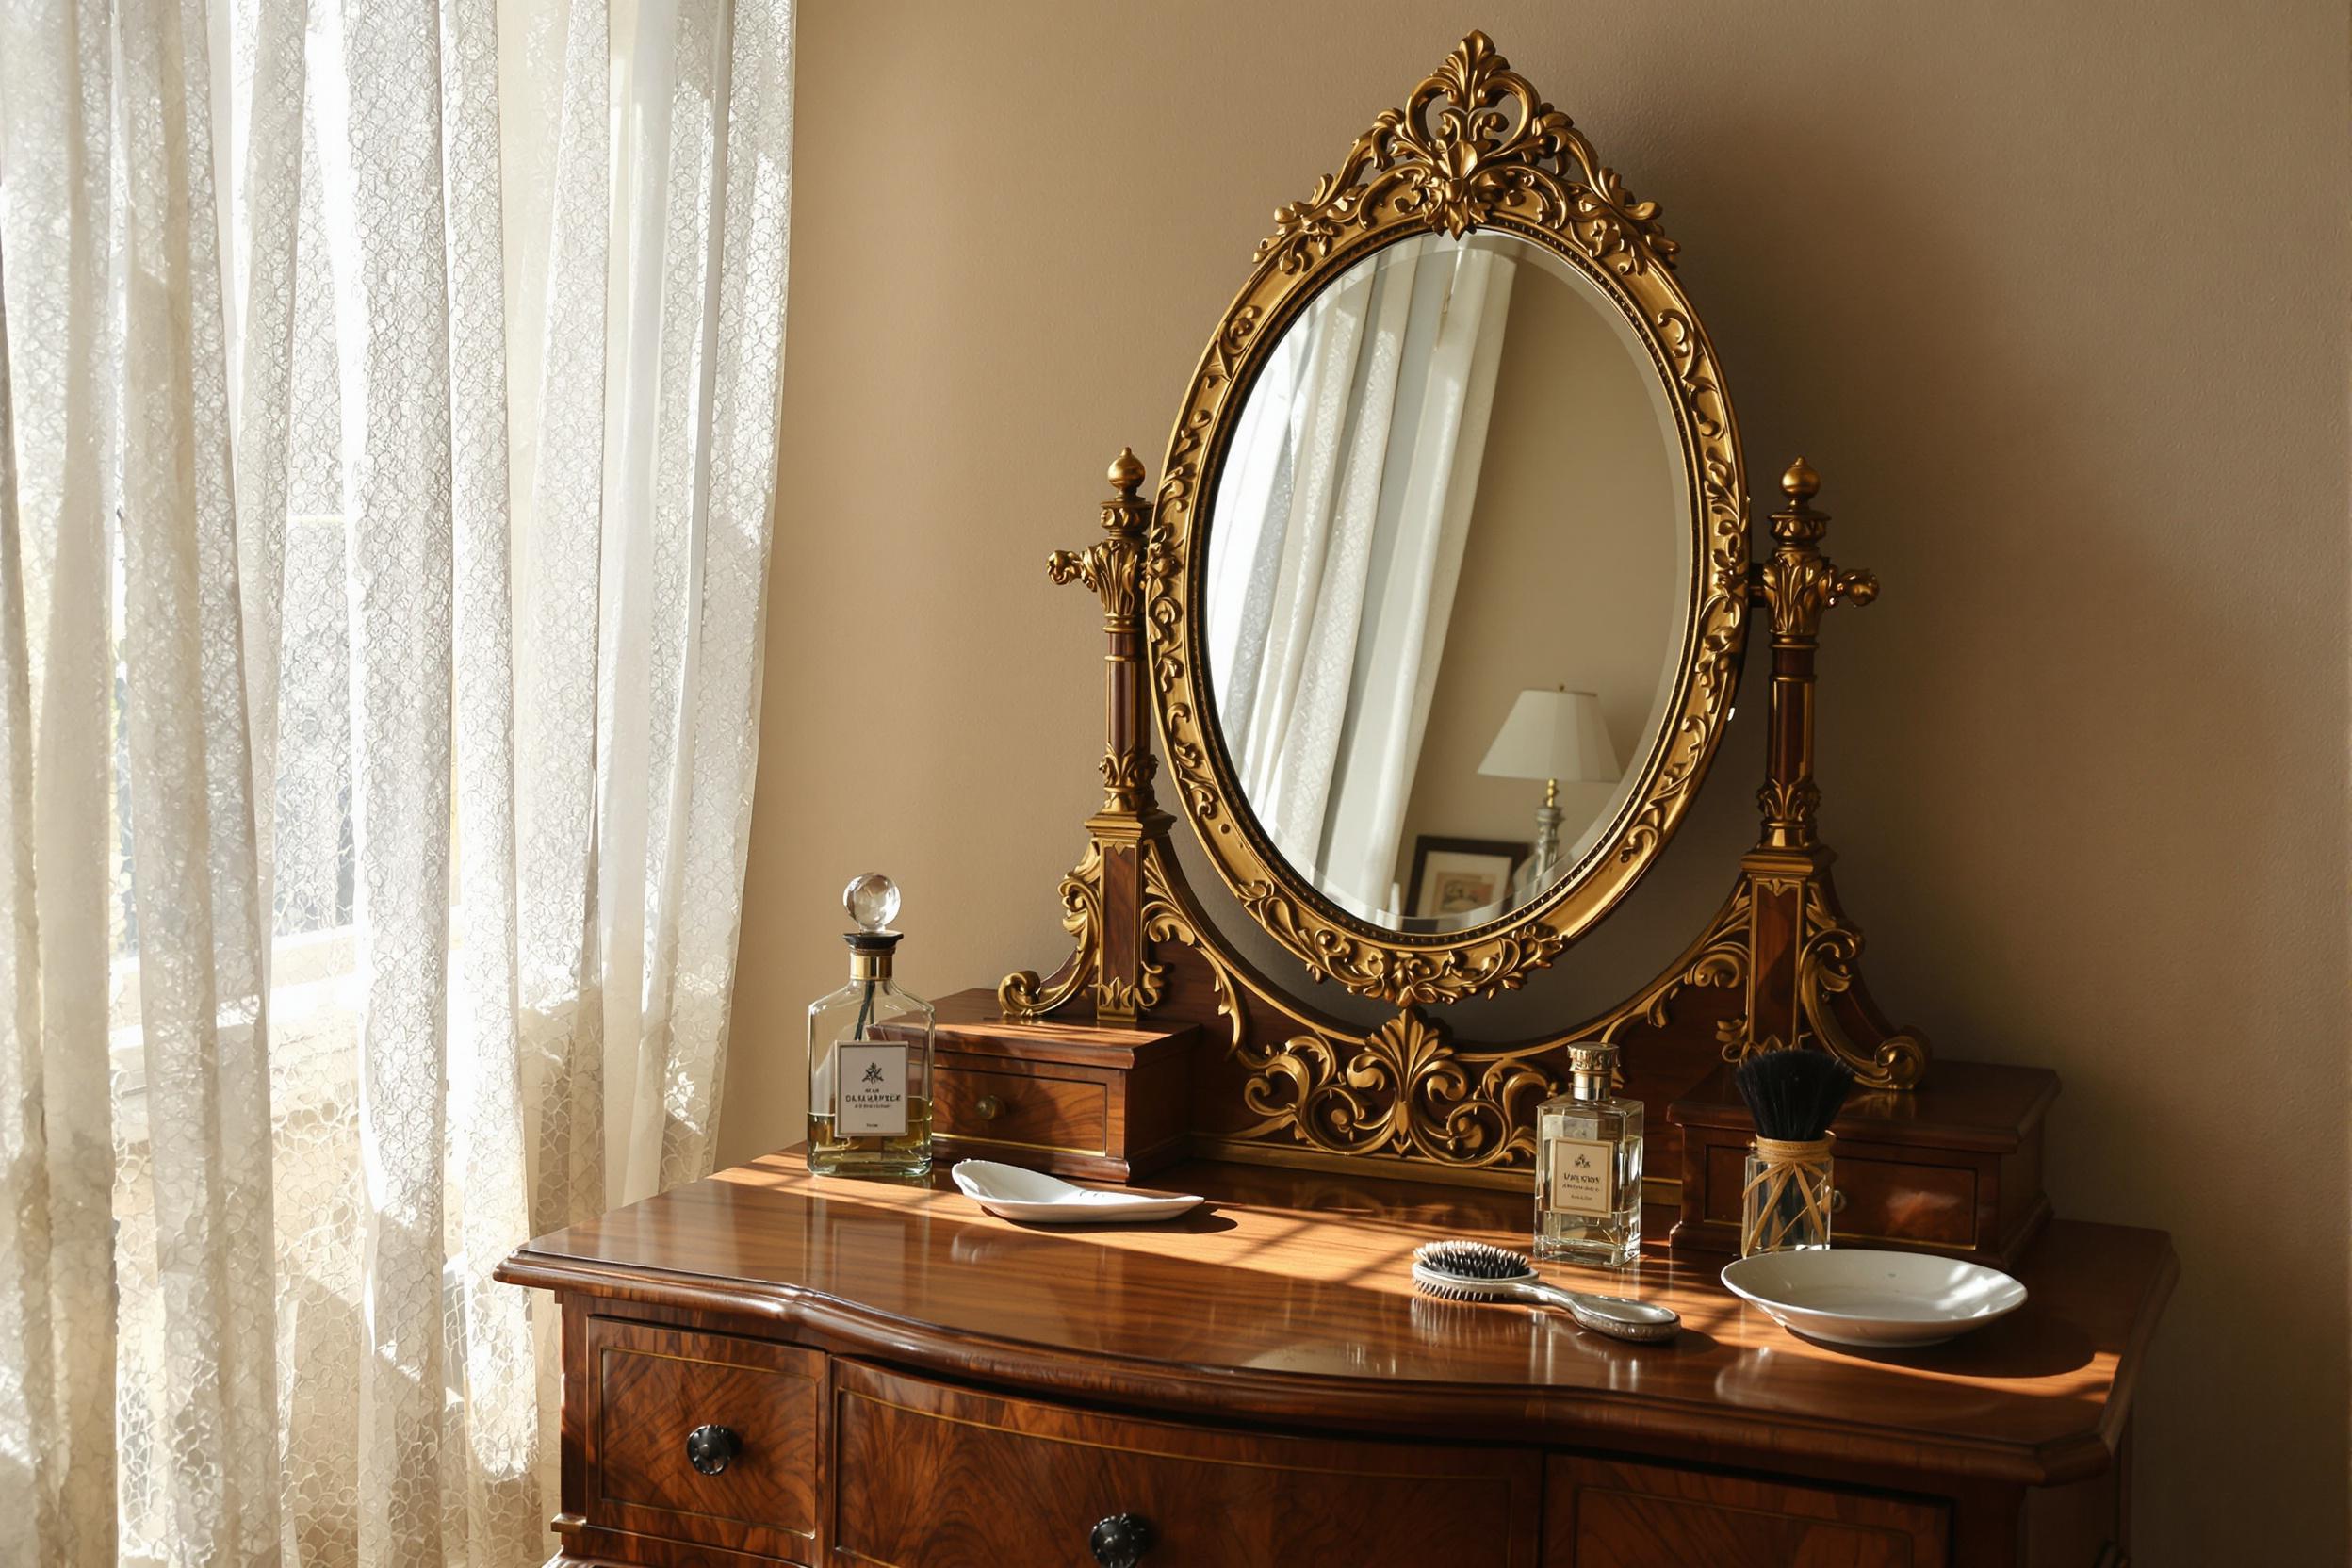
[
  {"xmin": 1544, "ymin": 1456, "xmax": 1947, "ymax": 1567},
  {"xmin": 833, "ymin": 1358, "xmax": 1543, "ymax": 1566},
  {"xmin": 499, "ymin": 1152, "xmax": 2173, "ymax": 1492}
]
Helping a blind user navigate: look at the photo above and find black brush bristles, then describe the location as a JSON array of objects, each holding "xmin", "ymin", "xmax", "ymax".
[
  {"xmin": 1413, "ymin": 1239, "xmax": 1535, "ymax": 1282},
  {"xmin": 1732, "ymin": 1049, "xmax": 1856, "ymax": 1141}
]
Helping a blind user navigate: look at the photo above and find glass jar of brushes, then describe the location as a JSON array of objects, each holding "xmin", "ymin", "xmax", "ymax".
[
  {"xmin": 1740, "ymin": 1135, "xmax": 1836, "ymax": 1256},
  {"xmin": 1731, "ymin": 1047, "xmax": 1855, "ymax": 1257}
]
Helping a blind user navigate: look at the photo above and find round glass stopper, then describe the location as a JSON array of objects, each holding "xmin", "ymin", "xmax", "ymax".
[{"xmin": 842, "ymin": 873, "xmax": 900, "ymax": 932}]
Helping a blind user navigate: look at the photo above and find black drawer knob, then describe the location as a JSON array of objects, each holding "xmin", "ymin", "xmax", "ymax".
[
  {"xmin": 1089, "ymin": 1512, "xmax": 1153, "ymax": 1567},
  {"xmin": 685, "ymin": 1424, "xmax": 740, "ymax": 1476}
]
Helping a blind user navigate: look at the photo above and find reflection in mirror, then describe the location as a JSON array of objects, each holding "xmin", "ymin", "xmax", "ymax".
[{"xmin": 1202, "ymin": 230, "xmax": 1690, "ymax": 936}]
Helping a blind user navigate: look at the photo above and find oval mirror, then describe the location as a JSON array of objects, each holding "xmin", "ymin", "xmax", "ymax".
[
  {"xmin": 1200, "ymin": 230, "xmax": 1690, "ymax": 936},
  {"xmin": 1147, "ymin": 37, "xmax": 1747, "ymax": 1005}
]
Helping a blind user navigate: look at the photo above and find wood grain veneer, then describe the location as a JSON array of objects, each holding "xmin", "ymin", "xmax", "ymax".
[
  {"xmin": 579, "ymin": 1318, "xmax": 824, "ymax": 1564},
  {"xmin": 1544, "ymin": 1455, "xmax": 1947, "ymax": 1567},
  {"xmin": 928, "ymin": 988, "xmax": 1197, "ymax": 1180},
  {"xmin": 830, "ymin": 1359, "xmax": 1543, "ymax": 1566}
]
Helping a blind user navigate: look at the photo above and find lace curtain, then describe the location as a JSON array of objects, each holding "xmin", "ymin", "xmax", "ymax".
[
  {"xmin": 1205, "ymin": 237, "xmax": 1512, "ymax": 922},
  {"xmin": 0, "ymin": 0, "xmax": 794, "ymax": 1560}
]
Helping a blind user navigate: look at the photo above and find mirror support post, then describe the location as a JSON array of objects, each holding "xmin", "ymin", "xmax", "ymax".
[
  {"xmin": 998, "ymin": 449, "xmax": 1174, "ymax": 1025},
  {"xmin": 1735, "ymin": 458, "xmax": 1927, "ymax": 1088}
]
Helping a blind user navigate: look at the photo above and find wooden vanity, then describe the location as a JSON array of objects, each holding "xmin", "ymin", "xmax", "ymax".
[
  {"xmin": 499, "ymin": 31, "xmax": 2175, "ymax": 1567},
  {"xmin": 497, "ymin": 1152, "xmax": 2171, "ymax": 1567}
]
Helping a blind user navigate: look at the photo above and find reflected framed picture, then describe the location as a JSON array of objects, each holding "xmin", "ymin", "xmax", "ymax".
[{"xmin": 1405, "ymin": 836, "xmax": 1530, "ymax": 922}]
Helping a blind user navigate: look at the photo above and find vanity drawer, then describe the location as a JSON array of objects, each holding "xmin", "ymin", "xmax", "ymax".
[
  {"xmin": 934, "ymin": 1060, "xmax": 1109, "ymax": 1157},
  {"xmin": 1545, "ymin": 1456, "xmax": 1946, "ymax": 1566},
  {"xmin": 830, "ymin": 1360, "xmax": 1544, "ymax": 1566},
  {"xmin": 583, "ymin": 1316, "xmax": 823, "ymax": 1563},
  {"xmin": 1669, "ymin": 1060, "xmax": 2055, "ymax": 1266},
  {"xmin": 928, "ymin": 990, "xmax": 1196, "ymax": 1182},
  {"xmin": 1700, "ymin": 1142, "xmax": 1978, "ymax": 1248}
]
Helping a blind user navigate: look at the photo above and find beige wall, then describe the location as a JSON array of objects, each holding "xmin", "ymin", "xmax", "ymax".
[{"xmin": 725, "ymin": 4, "xmax": 2349, "ymax": 1559}]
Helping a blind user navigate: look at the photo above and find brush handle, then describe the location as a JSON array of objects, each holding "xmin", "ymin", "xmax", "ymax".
[{"xmin": 1518, "ymin": 1280, "xmax": 1681, "ymax": 1340}]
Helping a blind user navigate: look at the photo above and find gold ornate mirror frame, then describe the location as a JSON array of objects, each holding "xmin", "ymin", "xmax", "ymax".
[
  {"xmin": 1151, "ymin": 32, "xmax": 1745, "ymax": 1003},
  {"xmin": 1000, "ymin": 32, "xmax": 1928, "ymax": 1188}
]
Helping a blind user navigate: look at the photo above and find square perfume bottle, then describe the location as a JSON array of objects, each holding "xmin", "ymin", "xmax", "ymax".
[
  {"xmin": 806, "ymin": 874, "xmax": 936, "ymax": 1178},
  {"xmin": 1534, "ymin": 1042, "xmax": 1643, "ymax": 1266}
]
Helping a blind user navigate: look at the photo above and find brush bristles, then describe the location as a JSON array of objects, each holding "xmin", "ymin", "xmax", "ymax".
[
  {"xmin": 1413, "ymin": 1272, "xmax": 1512, "ymax": 1302},
  {"xmin": 1732, "ymin": 1048, "xmax": 1857, "ymax": 1141},
  {"xmin": 1413, "ymin": 1239, "xmax": 1536, "ymax": 1282}
]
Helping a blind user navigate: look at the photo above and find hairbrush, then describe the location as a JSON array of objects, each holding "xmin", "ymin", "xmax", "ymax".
[{"xmin": 1411, "ymin": 1238, "xmax": 1679, "ymax": 1344}]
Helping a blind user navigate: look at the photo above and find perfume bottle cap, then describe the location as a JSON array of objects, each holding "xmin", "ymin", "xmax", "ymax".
[
  {"xmin": 842, "ymin": 873, "xmax": 904, "ymax": 966},
  {"xmin": 1565, "ymin": 1042, "xmax": 1618, "ymax": 1074},
  {"xmin": 845, "ymin": 873, "xmax": 900, "ymax": 931}
]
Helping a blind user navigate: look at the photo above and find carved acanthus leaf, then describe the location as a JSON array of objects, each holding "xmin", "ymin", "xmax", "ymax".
[{"xmin": 1254, "ymin": 31, "xmax": 1674, "ymax": 278}]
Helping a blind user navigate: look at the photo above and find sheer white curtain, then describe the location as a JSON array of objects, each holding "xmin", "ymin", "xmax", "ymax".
[
  {"xmin": 0, "ymin": 0, "xmax": 794, "ymax": 1560},
  {"xmin": 1206, "ymin": 238, "xmax": 1512, "ymax": 920}
]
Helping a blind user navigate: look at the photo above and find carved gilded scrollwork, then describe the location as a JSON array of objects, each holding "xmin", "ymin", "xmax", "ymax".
[
  {"xmin": 1151, "ymin": 30, "xmax": 1749, "ymax": 1006},
  {"xmin": 1794, "ymin": 882, "xmax": 1929, "ymax": 1089},
  {"xmin": 998, "ymin": 842, "xmax": 1103, "ymax": 1019},
  {"xmin": 1240, "ymin": 1006, "xmax": 1556, "ymax": 1168},
  {"xmin": 1137, "ymin": 846, "xmax": 1246, "ymax": 1058},
  {"xmin": 1255, "ymin": 31, "xmax": 1674, "ymax": 275}
]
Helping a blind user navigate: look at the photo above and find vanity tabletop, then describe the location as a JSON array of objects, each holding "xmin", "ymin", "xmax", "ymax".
[{"xmin": 497, "ymin": 1151, "xmax": 2175, "ymax": 1490}]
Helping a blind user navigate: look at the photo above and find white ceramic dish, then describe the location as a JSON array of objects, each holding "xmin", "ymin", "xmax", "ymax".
[
  {"xmin": 1720, "ymin": 1249, "xmax": 2028, "ymax": 1348},
  {"xmin": 950, "ymin": 1161, "xmax": 1205, "ymax": 1225}
]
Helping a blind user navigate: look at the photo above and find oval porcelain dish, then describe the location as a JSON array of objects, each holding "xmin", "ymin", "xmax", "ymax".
[
  {"xmin": 950, "ymin": 1161, "xmax": 1205, "ymax": 1225},
  {"xmin": 1720, "ymin": 1249, "xmax": 2028, "ymax": 1348}
]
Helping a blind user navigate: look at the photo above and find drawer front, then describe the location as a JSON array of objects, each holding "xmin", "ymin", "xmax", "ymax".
[
  {"xmin": 586, "ymin": 1316, "xmax": 823, "ymax": 1562},
  {"xmin": 934, "ymin": 1059, "xmax": 1109, "ymax": 1156},
  {"xmin": 1703, "ymin": 1141, "xmax": 1980, "ymax": 1249},
  {"xmin": 832, "ymin": 1361, "xmax": 1542, "ymax": 1567},
  {"xmin": 1545, "ymin": 1456, "xmax": 1946, "ymax": 1567}
]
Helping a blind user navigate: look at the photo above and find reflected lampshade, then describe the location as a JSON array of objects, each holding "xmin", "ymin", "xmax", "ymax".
[{"xmin": 1477, "ymin": 688, "xmax": 1621, "ymax": 784}]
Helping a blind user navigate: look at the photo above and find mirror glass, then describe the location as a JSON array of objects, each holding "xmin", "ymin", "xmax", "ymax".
[{"xmin": 1201, "ymin": 230, "xmax": 1691, "ymax": 936}]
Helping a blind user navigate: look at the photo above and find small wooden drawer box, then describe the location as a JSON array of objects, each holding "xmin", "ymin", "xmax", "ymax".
[
  {"xmin": 1669, "ymin": 1058, "xmax": 2057, "ymax": 1267},
  {"xmin": 928, "ymin": 988, "xmax": 1199, "ymax": 1182}
]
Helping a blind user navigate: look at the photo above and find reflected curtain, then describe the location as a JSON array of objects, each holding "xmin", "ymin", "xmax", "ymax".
[
  {"xmin": 0, "ymin": 0, "xmax": 794, "ymax": 1560},
  {"xmin": 1205, "ymin": 239, "xmax": 1513, "ymax": 919}
]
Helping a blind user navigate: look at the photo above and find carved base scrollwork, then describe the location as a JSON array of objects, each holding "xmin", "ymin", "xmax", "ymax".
[
  {"xmin": 1238, "ymin": 1008, "xmax": 1556, "ymax": 1169},
  {"xmin": 998, "ymin": 842, "xmax": 1103, "ymax": 1019}
]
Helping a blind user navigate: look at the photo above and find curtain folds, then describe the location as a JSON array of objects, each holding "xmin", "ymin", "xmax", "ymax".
[
  {"xmin": 0, "ymin": 0, "xmax": 796, "ymax": 1560},
  {"xmin": 1205, "ymin": 238, "xmax": 1513, "ymax": 922}
]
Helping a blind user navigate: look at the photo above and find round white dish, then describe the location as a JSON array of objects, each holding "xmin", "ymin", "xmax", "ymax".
[
  {"xmin": 950, "ymin": 1160, "xmax": 1205, "ymax": 1225},
  {"xmin": 1720, "ymin": 1249, "xmax": 2028, "ymax": 1348}
]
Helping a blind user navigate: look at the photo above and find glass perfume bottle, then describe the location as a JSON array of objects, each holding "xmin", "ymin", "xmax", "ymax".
[
  {"xmin": 806, "ymin": 874, "xmax": 936, "ymax": 1178},
  {"xmin": 1534, "ymin": 1042, "xmax": 1643, "ymax": 1266}
]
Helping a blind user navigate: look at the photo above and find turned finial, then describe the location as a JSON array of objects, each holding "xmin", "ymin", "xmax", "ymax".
[
  {"xmin": 1780, "ymin": 456, "xmax": 1821, "ymax": 503},
  {"xmin": 1108, "ymin": 447, "xmax": 1146, "ymax": 494}
]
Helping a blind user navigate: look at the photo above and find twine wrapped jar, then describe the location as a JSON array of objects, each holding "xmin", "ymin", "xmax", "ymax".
[{"xmin": 1740, "ymin": 1133, "xmax": 1836, "ymax": 1256}]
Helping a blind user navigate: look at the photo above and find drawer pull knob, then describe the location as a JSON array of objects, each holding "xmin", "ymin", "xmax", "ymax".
[
  {"xmin": 1830, "ymin": 1187, "xmax": 1849, "ymax": 1215},
  {"xmin": 1089, "ymin": 1512, "xmax": 1153, "ymax": 1566},
  {"xmin": 974, "ymin": 1094, "xmax": 1004, "ymax": 1121},
  {"xmin": 685, "ymin": 1424, "xmax": 740, "ymax": 1477}
]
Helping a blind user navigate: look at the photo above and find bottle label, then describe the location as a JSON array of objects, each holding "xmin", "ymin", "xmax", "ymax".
[
  {"xmin": 835, "ymin": 1041, "xmax": 907, "ymax": 1136},
  {"xmin": 1548, "ymin": 1135, "xmax": 1615, "ymax": 1217}
]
